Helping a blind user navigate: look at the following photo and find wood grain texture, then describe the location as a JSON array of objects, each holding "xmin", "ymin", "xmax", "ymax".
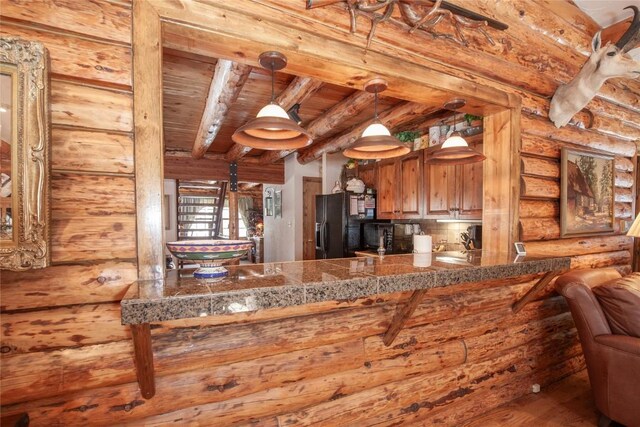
[
  {"xmin": 130, "ymin": 323, "xmax": 155, "ymax": 399},
  {"xmin": 382, "ymin": 289, "xmax": 427, "ymax": 346},
  {"xmin": 51, "ymin": 215, "xmax": 136, "ymax": 262},
  {"xmin": 526, "ymin": 235, "xmax": 632, "ymax": 257},
  {"xmin": 52, "ymin": 173, "xmax": 135, "ymax": 217},
  {"xmin": 483, "ymin": 109, "xmax": 520, "ymax": 254},
  {"xmin": 519, "ymin": 199, "xmax": 559, "ymax": 218},
  {"xmin": 51, "ymin": 80, "xmax": 133, "ymax": 132},
  {"xmin": 3, "ymin": 0, "xmax": 640, "ymax": 425},
  {"xmin": 0, "ymin": 261, "xmax": 137, "ymax": 311},
  {"xmin": 570, "ymin": 250, "xmax": 631, "ymax": 269},
  {"xmin": 52, "ymin": 127, "xmax": 134, "ymax": 174},
  {"xmin": 192, "ymin": 59, "xmax": 251, "ymax": 159},
  {"xmin": 13, "ymin": 340, "xmax": 364, "ymax": 425},
  {"xmin": 521, "ymin": 156, "xmax": 559, "ymax": 178},
  {"xmin": 512, "ymin": 270, "xmax": 565, "ymax": 313},
  {"xmin": 0, "ymin": 0, "xmax": 132, "ymax": 44},
  {"xmin": 521, "ymin": 175, "xmax": 560, "ymax": 199},
  {"xmin": 519, "ymin": 218, "xmax": 561, "ymax": 241},
  {"xmin": 463, "ymin": 369, "xmax": 596, "ymax": 427},
  {"xmin": 164, "ymin": 153, "xmax": 285, "ymax": 184},
  {"xmin": 1, "ymin": 303, "xmax": 129, "ymax": 354},
  {"xmin": 0, "ymin": 22, "xmax": 132, "ymax": 87},
  {"xmin": 132, "ymin": 0, "xmax": 164, "ymax": 280},
  {"xmin": 521, "ymin": 114, "xmax": 636, "ymax": 157}
]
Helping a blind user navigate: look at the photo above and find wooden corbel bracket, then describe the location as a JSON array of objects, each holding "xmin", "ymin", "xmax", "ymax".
[
  {"xmin": 383, "ymin": 289, "xmax": 428, "ymax": 346},
  {"xmin": 130, "ymin": 323, "xmax": 156, "ymax": 399},
  {"xmin": 512, "ymin": 269, "xmax": 568, "ymax": 313}
]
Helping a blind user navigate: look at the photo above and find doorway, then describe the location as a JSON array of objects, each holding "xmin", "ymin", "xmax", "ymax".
[{"xmin": 303, "ymin": 177, "xmax": 322, "ymax": 260}]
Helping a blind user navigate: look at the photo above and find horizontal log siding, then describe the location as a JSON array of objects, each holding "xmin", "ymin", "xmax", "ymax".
[{"xmin": 1, "ymin": 0, "xmax": 635, "ymax": 425}]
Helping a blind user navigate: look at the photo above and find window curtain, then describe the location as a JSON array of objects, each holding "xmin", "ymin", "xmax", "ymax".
[{"xmin": 238, "ymin": 196, "xmax": 253, "ymax": 230}]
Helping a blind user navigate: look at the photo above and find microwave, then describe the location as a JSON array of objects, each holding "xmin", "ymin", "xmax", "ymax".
[{"xmin": 362, "ymin": 222, "xmax": 393, "ymax": 252}]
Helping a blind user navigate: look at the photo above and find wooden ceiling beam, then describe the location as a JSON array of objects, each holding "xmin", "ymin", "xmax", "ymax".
[
  {"xmin": 192, "ymin": 59, "xmax": 251, "ymax": 159},
  {"xmin": 225, "ymin": 76, "xmax": 324, "ymax": 162},
  {"xmin": 167, "ymin": 149, "xmax": 261, "ymax": 164},
  {"xmin": 296, "ymin": 102, "xmax": 441, "ymax": 164},
  {"xmin": 259, "ymin": 90, "xmax": 374, "ymax": 164},
  {"xmin": 165, "ymin": 152, "xmax": 284, "ymax": 184}
]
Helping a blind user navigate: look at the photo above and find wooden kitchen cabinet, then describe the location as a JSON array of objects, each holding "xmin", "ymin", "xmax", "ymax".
[
  {"xmin": 376, "ymin": 151, "xmax": 423, "ymax": 219},
  {"xmin": 424, "ymin": 141, "xmax": 483, "ymax": 219}
]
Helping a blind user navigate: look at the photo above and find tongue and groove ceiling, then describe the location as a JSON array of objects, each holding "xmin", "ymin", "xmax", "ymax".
[{"xmin": 161, "ymin": 47, "xmax": 448, "ymax": 163}]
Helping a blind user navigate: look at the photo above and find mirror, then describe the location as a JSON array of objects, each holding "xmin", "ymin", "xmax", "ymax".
[{"xmin": 0, "ymin": 37, "xmax": 50, "ymax": 270}]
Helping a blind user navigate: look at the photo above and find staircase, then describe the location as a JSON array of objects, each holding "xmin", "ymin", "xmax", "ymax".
[{"xmin": 177, "ymin": 180, "xmax": 227, "ymax": 241}]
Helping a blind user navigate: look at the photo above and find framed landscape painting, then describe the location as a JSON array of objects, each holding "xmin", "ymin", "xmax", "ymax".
[{"xmin": 560, "ymin": 147, "xmax": 615, "ymax": 238}]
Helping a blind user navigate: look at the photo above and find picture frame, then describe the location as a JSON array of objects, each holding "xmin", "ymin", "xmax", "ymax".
[
  {"xmin": 560, "ymin": 147, "xmax": 615, "ymax": 238},
  {"xmin": 0, "ymin": 38, "xmax": 51, "ymax": 271}
]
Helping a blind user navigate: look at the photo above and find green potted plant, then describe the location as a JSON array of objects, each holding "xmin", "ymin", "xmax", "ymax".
[
  {"xmin": 464, "ymin": 114, "xmax": 483, "ymax": 128},
  {"xmin": 394, "ymin": 131, "xmax": 422, "ymax": 150}
]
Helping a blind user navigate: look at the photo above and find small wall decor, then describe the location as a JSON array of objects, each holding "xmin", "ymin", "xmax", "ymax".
[
  {"xmin": 264, "ymin": 187, "xmax": 274, "ymax": 217},
  {"xmin": 560, "ymin": 147, "xmax": 615, "ymax": 238},
  {"xmin": 306, "ymin": 0, "xmax": 508, "ymax": 50},
  {"xmin": 274, "ymin": 190, "xmax": 282, "ymax": 218}
]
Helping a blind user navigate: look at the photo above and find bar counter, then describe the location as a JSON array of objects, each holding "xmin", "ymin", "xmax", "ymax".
[{"xmin": 121, "ymin": 250, "xmax": 570, "ymax": 325}]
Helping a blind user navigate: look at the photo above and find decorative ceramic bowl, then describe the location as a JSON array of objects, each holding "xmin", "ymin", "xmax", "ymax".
[{"xmin": 166, "ymin": 240, "xmax": 253, "ymax": 279}]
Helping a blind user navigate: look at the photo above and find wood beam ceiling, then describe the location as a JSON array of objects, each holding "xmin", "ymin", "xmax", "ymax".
[
  {"xmin": 165, "ymin": 151, "xmax": 284, "ymax": 184},
  {"xmin": 192, "ymin": 59, "xmax": 251, "ymax": 159},
  {"xmin": 259, "ymin": 90, "xmax": 374, "ymax": 164},
  {"xmin": 297, "ymin": 102, "xmax": 441, "ymax": 164},
  {"xmin": 225, "ymin": 76, "xmax": 324, "ymax": 161}
]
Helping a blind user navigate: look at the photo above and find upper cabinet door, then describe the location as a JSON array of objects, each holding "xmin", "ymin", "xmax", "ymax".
[
  {"xmin": 458, "ymin": 142, "xmax": 483, "ymax": 219},
  {"xmin": 376, "ymin": 160, "xmax": 397, "ymax": 219},
  {"xmin": 425, "ymin": 162, "xmax": 456, "ymax": 217},
  {"xmin": 399, "ymin": 151, "xmax": 422, "ymax": 218}
]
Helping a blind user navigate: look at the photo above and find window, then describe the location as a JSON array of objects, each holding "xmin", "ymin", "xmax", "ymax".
[{"xmin": 221, "ymin": 200, "xmax": 247, "ymax": 238}]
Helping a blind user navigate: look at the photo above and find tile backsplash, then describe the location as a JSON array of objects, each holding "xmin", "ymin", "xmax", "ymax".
[{"xmin": 392, "ymin": 220, "xmax": 480, "ymax": 251}]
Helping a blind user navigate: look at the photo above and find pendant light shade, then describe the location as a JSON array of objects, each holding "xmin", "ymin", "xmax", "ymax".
[
  {"xmin": 425, "ymin": 99, "xmax": 485, "ymax": 165},
  {"xmin": 343, "ymin": 79, "xmax": 410, "ymax": 160},
  {"xmin": 232, "ymin": 52, "xmax": 312, "ymax": 150}
]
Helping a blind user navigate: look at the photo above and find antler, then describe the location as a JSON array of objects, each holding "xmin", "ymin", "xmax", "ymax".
[
  {"xmin": 616, "ymin": 5, "xmax": 640, "ymax": 52},
  {"xmin": 398, "ymin": 1, "xmax": 494, "ymax": 46},
  {"xmin": 310, "ymin": 0, "xmax": 499, "ymax": 50},
  {"xmin": 344, "ymin": 0, "xmax": 397, "ymax": 49}
]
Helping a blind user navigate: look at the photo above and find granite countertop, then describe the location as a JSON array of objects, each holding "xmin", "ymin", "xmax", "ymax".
[{"xmin": 121, "ymin": 250, "xmax": 570, "ymax": 325}]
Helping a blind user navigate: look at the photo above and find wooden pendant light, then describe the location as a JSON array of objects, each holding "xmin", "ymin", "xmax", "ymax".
[
  {"xmin": 231, "ymin": 51, "xmax": 312, "ymax": 151},
  {"xmin": 343, "ymin": 79, "xmax": 410, "ymax": 160},
  {"xmin": 425, "ymin": 99, "xmax": 485, "ymax": 165}
]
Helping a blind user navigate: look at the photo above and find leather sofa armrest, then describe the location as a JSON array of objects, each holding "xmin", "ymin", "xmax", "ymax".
[{"xmin": 594, "ymin": 334, "xmax": 640, "ymax": 355}]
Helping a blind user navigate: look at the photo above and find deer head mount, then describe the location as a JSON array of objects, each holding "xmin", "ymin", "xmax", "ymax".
[{"xmin": 549, "ymin": 6, "xmax": 640, "ymax": 128}]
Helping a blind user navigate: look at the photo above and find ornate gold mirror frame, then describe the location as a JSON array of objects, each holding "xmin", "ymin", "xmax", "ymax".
[{"xmin": 0, "ymin": 37, "xmax": 50, "ymax": 271}]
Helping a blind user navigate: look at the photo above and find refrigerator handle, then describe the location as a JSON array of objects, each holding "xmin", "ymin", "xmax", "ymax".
[
  {"xmin": 323, "ymin": 222, "xmax": 329, "ymax": 254},
  {"xmin": 315, "ymin": 222, "xmax": 322, "ymax": 251}
]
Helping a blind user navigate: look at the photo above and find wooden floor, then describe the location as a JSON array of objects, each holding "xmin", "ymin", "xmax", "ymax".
[{"xmin": 463, "ymin": 370, "xmax": 600, "ymax": 426}]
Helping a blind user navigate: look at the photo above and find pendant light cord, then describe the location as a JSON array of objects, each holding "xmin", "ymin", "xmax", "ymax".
[
  {"xmin": 374, "ymin": 91, "xmax": 379, "ymax": 119},
  {"xmin": 270, "ymin": 61, "xmax": 275, "ymax": 103}
]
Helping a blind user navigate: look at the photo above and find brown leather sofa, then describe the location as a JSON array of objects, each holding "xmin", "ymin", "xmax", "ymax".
[{"xmin": 556, "ymin": 268, "xmax": 640, "ymax": 427}]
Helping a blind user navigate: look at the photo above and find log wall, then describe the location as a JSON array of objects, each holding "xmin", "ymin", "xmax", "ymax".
[{"xmin": 1, "ymin": 1, "xmax": 636, "ymax": 425}]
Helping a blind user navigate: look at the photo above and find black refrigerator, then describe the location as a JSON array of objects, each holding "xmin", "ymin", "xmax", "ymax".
[{"xmin": 315, "ymin": 192, "xmax": 384, "ymax": 259}]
